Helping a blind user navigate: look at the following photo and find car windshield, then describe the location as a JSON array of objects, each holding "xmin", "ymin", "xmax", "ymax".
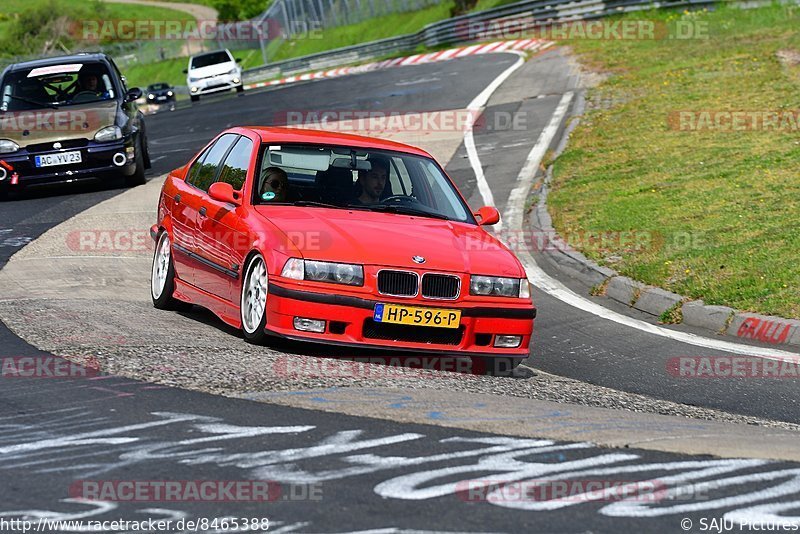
[
  {"xmin": 190, "ymin": 51, "xmax": 231, "ymax": 69},
  {"xmin": 148, "ymin": 83, "xmax": 169, "ymax": 91},
  {"xmin": 254, "ymin": 144, "xmax": 474, "ymax": 223},
  {"xmin": 0, "ymin": 62, "xmax": 115, "ymax": 111}
]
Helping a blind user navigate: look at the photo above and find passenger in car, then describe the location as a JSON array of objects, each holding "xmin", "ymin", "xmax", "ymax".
[
  {"xmin": 352, "ymin": 156, "xmax": 389, "ymax": 205},
  {"xmin": 259, "ymin": 166, "xmax": 289, "ymax": 202}
]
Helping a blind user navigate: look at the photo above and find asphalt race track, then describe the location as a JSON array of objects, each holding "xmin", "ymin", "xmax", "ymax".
[{"xmin": 1, "ymin": 50, "xmax": 799, "ymax": 532}]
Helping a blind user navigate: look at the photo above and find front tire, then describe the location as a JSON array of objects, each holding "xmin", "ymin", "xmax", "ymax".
[
  {"xmin": 151, "ymin": 231, "xmax": 189, "ymax": 311},
  {"xmin": 241, "ymin": 253, "xmax": 269, "ymax": 344},
  {"xmin": 236, "ymin": 85, "xmax": 244, "ymax": 94},
  {"xmin": 125, "ymin": 137, "xmax": 147, "ymax": 187},
  {"xmin": 190, "ymin": 95, "xmax": 199, "ymax": 102}
]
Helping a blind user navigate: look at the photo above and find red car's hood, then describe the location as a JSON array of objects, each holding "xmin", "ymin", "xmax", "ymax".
[{"xmin": 254, "ymin": 206, "xmax": 524, "ymax": 277}]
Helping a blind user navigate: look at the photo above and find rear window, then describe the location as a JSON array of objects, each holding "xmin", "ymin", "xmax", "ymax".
[{"xmin": 190, "ymin": 51, "xmax": 231, "ymax": 69}]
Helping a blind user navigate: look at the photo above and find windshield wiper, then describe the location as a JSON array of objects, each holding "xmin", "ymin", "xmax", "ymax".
[
  {"xmin": 5, "ymin": 95, "xmax": 59, "ymax": 110},
  {"xmin": 361, "ymin": 204, "xmax": 451, "ymax": 220},
  {"xmin": 291, "ymin": 200, "xmax": 371, "ymax": 211}
]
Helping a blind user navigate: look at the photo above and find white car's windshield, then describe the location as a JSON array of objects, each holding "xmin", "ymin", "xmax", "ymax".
[
  {"xmin": 254, "ymin": 144, "xmax": 474, "ymax": 223},
  {"xmin": 190, "ymin": 51, "xmax": 231, "ymax": 69}
]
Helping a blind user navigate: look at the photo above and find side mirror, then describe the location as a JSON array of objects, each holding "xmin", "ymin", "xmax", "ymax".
[
  {"xmin": 125, "ymin": 87, "xmax": 142, "ymax": 103},
  {"xmin": 208, "ymin": 181, "xmax": 241, "ymax": 206},
  {"xmin": 475, "ymin": 206, "xmax": 500, "ymax": 226},
  {"xmin": 235, "ymin": 57, "xmax": 242, "ymax": 63},
  {"xmin": 182, "ymin": 68, "xmax": 188, "ymax": 74}
]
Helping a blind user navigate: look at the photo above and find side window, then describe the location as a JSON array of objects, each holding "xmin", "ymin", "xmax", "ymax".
[
  {"xmin": 217, "ymin": 136, "xmax": 253, "ymax": 191},
  {"xmin": 107, "ymin": 59, "xmax": 126, "ymax": 93},
  {"xmin": 187, "ymin": 134, "xmax": 237, "ymax": 192},
  {"xmin": 388, "ymin": 157, "xmax": 412, "ymax": 196}
]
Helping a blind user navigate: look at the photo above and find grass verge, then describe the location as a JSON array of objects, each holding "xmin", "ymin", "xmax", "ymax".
[
  {"xmin": 0, "ymin": 0, "xmax": 194, "ymax": 53},
  {"xmin": 265, "ymin": 2, "xmax": 456, "ymax": 63},
  {"xmin": 548, "ymin": 4, "xmax": 800, "ymax": 317}
]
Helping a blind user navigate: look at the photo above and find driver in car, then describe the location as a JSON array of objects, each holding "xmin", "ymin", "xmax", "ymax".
[
  {"xmin": 74, "ymin": 72, "xmax": 109, "ymax": 100},
  {"xmin": 259, "ymin": 166, "xmax": 289, "ymax": 202},
  {"xmin": 353, "ymin": 156, "xmax": 389, "ymax": 205}
]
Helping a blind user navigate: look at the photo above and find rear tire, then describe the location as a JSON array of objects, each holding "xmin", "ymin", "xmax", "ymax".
[
  {"xmin": 241, "ymin": 253, "xmax": 269, "ymax": 344},
  {"xmin": 151, "ymin": 231, "xmax": 191, "ymax": 311}
]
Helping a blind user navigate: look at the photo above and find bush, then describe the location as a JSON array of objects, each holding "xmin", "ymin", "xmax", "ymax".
[
  {"xmin": 214, "ymin": 0, "xmax": 271, "ymax": 21},
  {"xmin": 0, "ymin": 0, "xmax": 96, "ymax": 56}
]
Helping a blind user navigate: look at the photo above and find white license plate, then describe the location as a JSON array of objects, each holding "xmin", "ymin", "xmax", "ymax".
[
  {"xmin": 35, "ymin": 151, "xmax": 82, "ymax": 168},
  {"xmin": 157, "ymin": 96, "xmax": 167, "ymax": 101}
]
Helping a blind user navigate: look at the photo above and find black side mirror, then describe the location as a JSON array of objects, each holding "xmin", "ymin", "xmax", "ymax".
[
  {"xmin": 235, "ymin": 58, "xmax": 242, "ymax": 63},
  {"xmin": 125, "ymin": 87, "xmax": 142, "ymax": 103},
  {"xmin": 183, "ymin": 68, "xmax": 188, "ymax": 74}
]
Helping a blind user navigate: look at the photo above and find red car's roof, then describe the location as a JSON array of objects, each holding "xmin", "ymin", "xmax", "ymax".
[{"xmin": 245, "ymin": 126, "xmax": 433, "ymax": 158}]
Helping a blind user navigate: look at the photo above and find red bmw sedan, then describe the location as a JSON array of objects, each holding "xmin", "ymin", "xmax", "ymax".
[{"xmin": 150, "ymin": 127, "xmax": 536, "ymax": 373}]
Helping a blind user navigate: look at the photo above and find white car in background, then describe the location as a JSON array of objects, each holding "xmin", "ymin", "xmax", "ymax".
[{"xmin": 184, "ymin": 49, "xmax": 243, "ymax": 102}]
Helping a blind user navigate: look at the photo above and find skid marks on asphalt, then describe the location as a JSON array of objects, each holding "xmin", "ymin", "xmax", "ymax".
[{"xmin": 0, "ymin": 407, "xmax": 799, "ymax": 531}]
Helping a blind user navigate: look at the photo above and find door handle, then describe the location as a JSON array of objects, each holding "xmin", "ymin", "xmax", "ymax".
[
  {"xmin": 174, "ymin": 194, "xmax": 181, "ymax": 204},
  {"xmin": 199, "ymin": 206, "xmax": 207, "ymax": 217}
]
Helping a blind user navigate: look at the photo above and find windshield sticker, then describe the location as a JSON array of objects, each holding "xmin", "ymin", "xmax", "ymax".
[
  {"xmin": 261, "ymin": 191, "xmax": 276, "ymax": 201},
  {"xmin": 27, "ymin": 64, "xmax": 84, "ymax": 78}
]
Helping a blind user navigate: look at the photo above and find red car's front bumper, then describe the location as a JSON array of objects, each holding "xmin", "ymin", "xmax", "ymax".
[{"xmin": 264, "ymin": 282, "xmax": 535, "ymax": 357}]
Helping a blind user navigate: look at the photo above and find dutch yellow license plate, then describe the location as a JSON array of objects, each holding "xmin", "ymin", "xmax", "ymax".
[{"xmin": 373, "ymin": 303, "xmax": 461, "ymax": 329}]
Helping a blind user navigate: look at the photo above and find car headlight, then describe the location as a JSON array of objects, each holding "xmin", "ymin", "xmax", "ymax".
[
  {"xmin": 94, "ymin": 126, "xmax": 122, "ymax": 142},
  {"xmin": 167, "ymin": 90, "xmax": 173, "ymax": 97},
  {"xmin": 147, "ymin": 94, "xmax": 155, "ymax": 100},
  {"xmin": 470, "ymin": 275, "xmax": 529, "ymax": 298},
  {"xmin": 227, "ymin": 68, "xmax": 238, "ymax": 75},
  {"xmin": 188, "ymin": 77, "xmax": 199, "ymax": 83},
  {"xmin": 305, "ymin": 260, "xmax": 363, "ymax": 286},
  {"xmin": 282, "ymin": 258, "xmax": 363, "ymax": 286},
  {"xmin": 281, "ymin": 258, "xmax": 304, "ymax": 280},
  {"xmin": 0, "ymin": 139, "xmax": 20, "ymax": 154}
]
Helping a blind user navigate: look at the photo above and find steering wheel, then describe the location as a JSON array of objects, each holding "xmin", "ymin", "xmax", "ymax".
[
  {"xmin": 381, "ymin": 195, "xmax": 417, "ymax": 205},
  {"xmin": 71, "ymin": 91, "xmax": 101, "ymax": 103}
]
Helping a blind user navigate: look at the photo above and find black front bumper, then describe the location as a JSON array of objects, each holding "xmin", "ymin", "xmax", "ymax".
[{"xmin": 0, "ymin": 138, "xmax": 136, "ymax": 188}]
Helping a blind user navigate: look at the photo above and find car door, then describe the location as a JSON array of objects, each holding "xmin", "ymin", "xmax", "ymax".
[
  {"xmin": 176, "ymin": 133, "xmax": 238, "ymax": 291},
  {"xmin": 197, "ymin": 134, "xmax": 256, "ymax": 302},
  {"xmin": 169, "ymin": 144, "xmax": 212, "ymax": 285}
]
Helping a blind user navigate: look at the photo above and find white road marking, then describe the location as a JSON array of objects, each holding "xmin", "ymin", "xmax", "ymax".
[
  {"xmin": 465, "ymin": 58, "xmax": 800, "ymax": 361},
  {"xmin": 464, "ymin": 51, "xmax": 527, "ymax": 232}
]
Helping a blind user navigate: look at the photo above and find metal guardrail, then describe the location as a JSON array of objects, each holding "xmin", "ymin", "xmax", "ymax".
[{"xmin": 242, "ymin": 0, "xmax": 726, "ymax": 82}]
